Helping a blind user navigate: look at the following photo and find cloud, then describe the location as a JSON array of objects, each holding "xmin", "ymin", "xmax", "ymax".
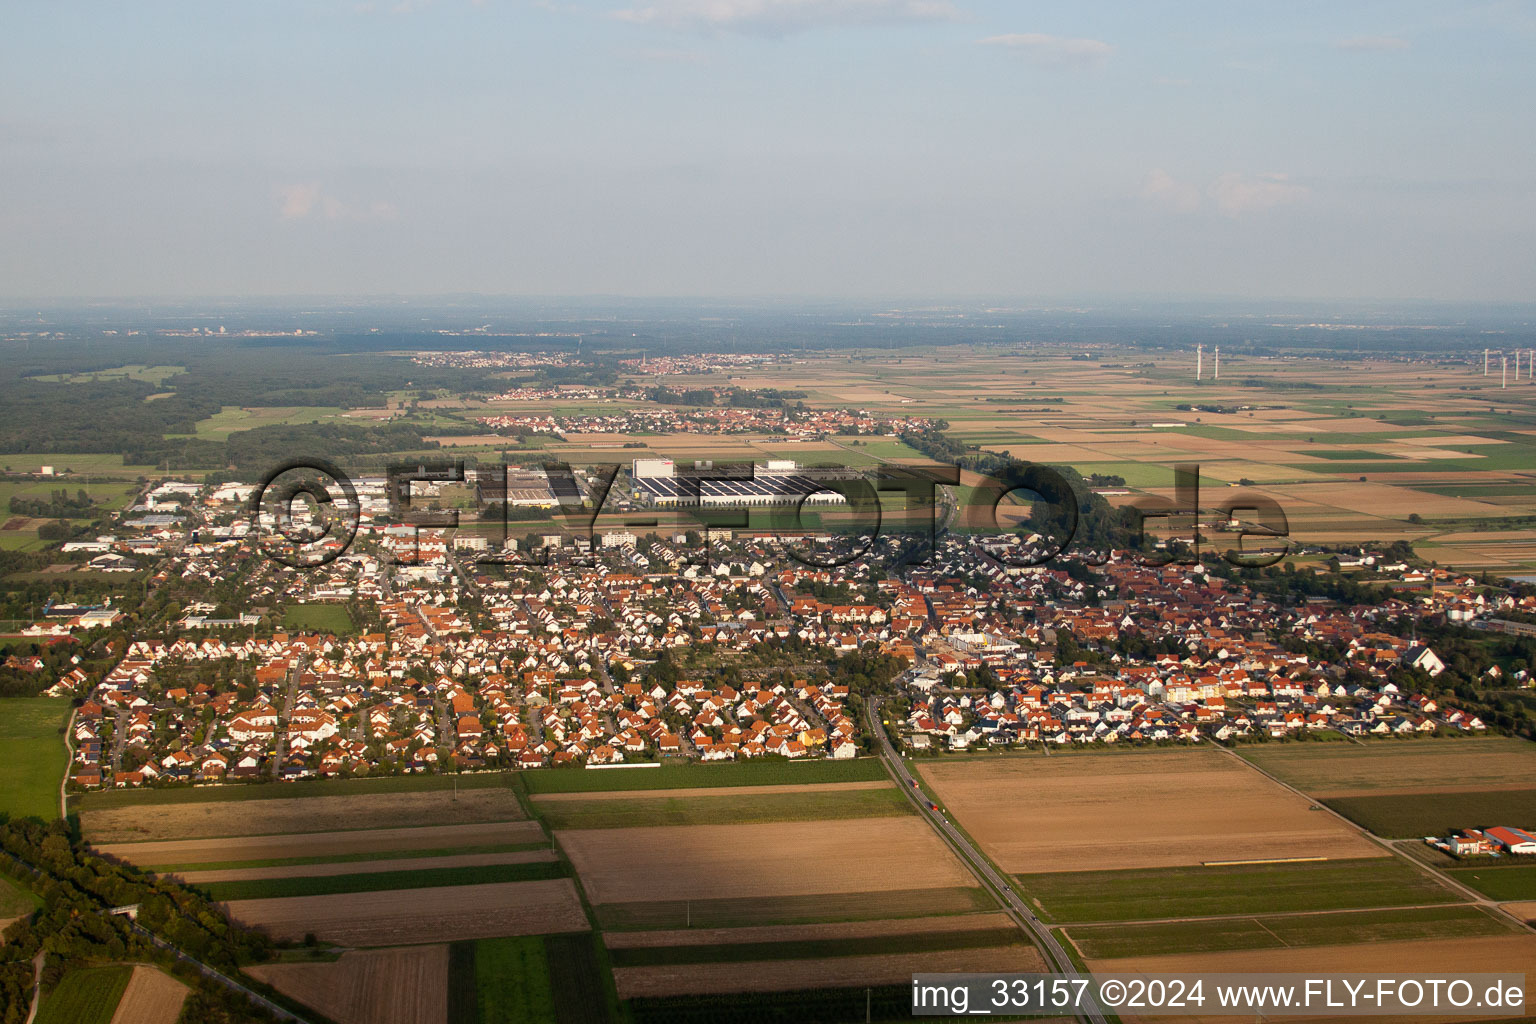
[
  {"xmin": 1207, "ymin": 172, "xmax": 1309, "ymax": 216},
  {"xmin": 1139, "ymin": 170, "xmax": 1310, "ymax": 217},
  {"xmin": 1334, "ymin": 34, "xmax": 1410, "ymax": 51},
  {"xmin": 277, "ymin": 183, "xmax": 324, "ymax": 221},
  {"xmin": 276, "ymin": 183, "xmax": 397, "ymax": 222},
  {"xmin": 610, "ymin": 0, "xmax": 958, "ymax": 35},
  {"xmin": 979, "ymin": 32, "xmax": 1113, "ymax": 68},
  {"xmin": 1141, "ymin": 169, "xmax": 1201, "ymax": 213}
]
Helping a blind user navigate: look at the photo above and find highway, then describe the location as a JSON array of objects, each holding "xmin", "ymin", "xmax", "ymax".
[{"xmin": 865, "ymin": 698, "xmax": 1108, "ymax": 1024}]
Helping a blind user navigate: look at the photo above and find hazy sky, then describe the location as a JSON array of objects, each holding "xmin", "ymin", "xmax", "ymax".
[{"xmin": 3, "ymin": 1, "xmax": 1534, "ymax": 301}]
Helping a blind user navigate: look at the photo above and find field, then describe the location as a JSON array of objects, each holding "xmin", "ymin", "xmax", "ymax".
[
  {"xmin": 1446, "ymin": 865, "xmax": 1536, "ymax": 901},
  {"xmin": 612, "ymin": 944, "xmax": 1045, "ymax": 998},
  {"xmin": 0, "ymin": 873, "xmax": 40, "ymax": 932},
  {"xmin": 0, "ymin": 697, "xmax": 69, "ymax": 820},
  {"xmin": 520, "ymin": 758, "xmax": 887, "ymax": 794},
  {"xmin": 1066, "ymin": 905, "xmax": 1514, "ymax": 959},
  {"xmin": 1238, "ymin": 737, "xmax": 1536, "ymax": 795},
  {"xmin": 917, "ymin": 748, "xmax": 1383, "ymax": 872},
  {"xmin": 1086, "ymin": 934, "xmax": 1536, "ymax": 1015},
  {"xmin": 107, "ymin": 966, "xmax": 188, "ymax": 1024},
  {"xmin": 465, "ymin": 936, "xmax": 554, "ymax": 1024},
  {"xmin": 245, "ymin": 944, "xmax": 448, "ymax": 1024},
  {"xmin": 1323, "ymin": 790, "xmax": 1536, "ymax": 838},
  {"xmin": 534, "ymin": 786, "xmax": 907, "ymax": 830},
  {"xmin": 604, "ymin": 911, "xmax": 1016, "ymax": 950},
  {"xmin": 592, "ymin": 887, "xmax": 993, "ymax": 930},
  {"xmin": 1015, "ymin": 859, "xmax": 1457, "ymax": 923},
  {"xmin": 81, "ymin": 786, "xmax": 526, "ymax": 842},
  {"xmin": 607, "ymin": 925, "xmax": 1024, "ymax": 967},
  {"xmin": 224, "ymin": 878, "xmax": 590, "ymax": 945},
  {"xmin": 35, "ymin": 965, "xmax": 132, "ymax": 1024},
  {"xmin": 94, "ymin": 821, "xmax": 546, "ymax": 868},
  {"xmin": 560, "ymin": 817, "xmax": 973, "ymax": 904},
  {"xmin": 281, "ymin": 602, "xmax": 356, "ymax": 634},
  {"xmin": 77, "ymin": 770, "xmax": 515, "ymax": 809},
  {"xmin": 173, "ymin": 848, "xmax": 556, "ymax": 884},
  {"xmin": 197, "ymin": 859, "xmax": 565, "ymax": 902}
]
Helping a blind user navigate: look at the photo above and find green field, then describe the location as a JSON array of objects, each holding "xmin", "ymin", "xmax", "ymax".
[
  {"xmin": 1067, "ymin": 905, "xmax": 1514, "ymax": 960},
  {"xmin": 281, "ymin": 603, "xmax": 355, "ymax": 634},
  {"xmin": 520, "ymin": 758, "xmax": 887, "ymax": 794},
  {"xmin": 1237, "ymin": 737, "xmax": 1536, "ymax": 794},
  {"xmin": 0, "ymin": 697, "xmax": 70, "ymax": 820},
  {"xmin": 30, "ymin": 364, "xmax": 185, "ymax": 385},
  {"xmin": 1324, "ymin": 790, "xmax": 1536, "ymax": 839},
  {"xmin": 181, "ymin": 405, "xmax": 349, "ymax": 441},
  {"xmin": 0, "ymin": 873, "xmax": 41, "ymax": 922},
  {"xmin": 472, "ymin": 936, "xmax": 555, "ymax": 1024},
  {"xmin": 77, "ymin": 770, "xmax": 514, "ymax": 811},
  {"xmin": 608, "ymin": 926, "xmax": 1023, "ymax": 968},
  {"xmin": 35, "ymin": 965, "xmax": 132, "ymax": 1024},
  {"xmin": 0, "ymin": 453, "xmax": 162, "ymax": 477},
  {"xmin": 1015, "ymin": 859, "xmax": 1457, "ymax": 924},
  {"xmin": 594, "ymin": 886, "xmax": 993, "ymax": 931},
  {"xmin": 1445, "ymin": 865, "xmax": 1536, "ymax": 901},
  {"xmin": 538, "ymin": 787, "xmax": 907, "ymax": 830},
  {"xmin": 198, "ymin": 860, "xmax": 564, "ymax": 902},
  {"xmin": 140, "ymin": 841, "xmax": 550, "ymax": 874}
]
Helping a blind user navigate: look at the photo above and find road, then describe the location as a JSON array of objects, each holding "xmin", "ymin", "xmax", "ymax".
[{"xmin": 864, "ymin": 698, "xmax": 1108, "ymax": 1024}]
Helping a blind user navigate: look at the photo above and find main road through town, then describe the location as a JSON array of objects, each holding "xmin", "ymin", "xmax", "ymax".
[{"xmin": 864, "ymin": 697, "xmax": 1108, "ymax": 1024}]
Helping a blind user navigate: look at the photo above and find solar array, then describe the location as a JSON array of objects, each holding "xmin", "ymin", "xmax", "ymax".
[{"xmin": 632, "ymin": 473, "xmax": 848, "ymax": 505}]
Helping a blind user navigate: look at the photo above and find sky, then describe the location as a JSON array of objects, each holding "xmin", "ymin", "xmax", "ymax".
[{"xmin": 2, "ymin": 1, "xmax": 1534, "ymax": 302}]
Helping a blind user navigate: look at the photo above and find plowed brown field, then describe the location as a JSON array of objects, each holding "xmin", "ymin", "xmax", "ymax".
[{"xmin": 245, "ymin": 945, "xmax": 447, "ymax": 1024}]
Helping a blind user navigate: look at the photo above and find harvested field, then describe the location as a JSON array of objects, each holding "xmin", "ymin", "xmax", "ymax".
[
  {"xmin": 1503, "ymin": 901, "xmax": 1536, "ymax": 923},
  {"xmin": 1238, "ymin": 738, "xmax": 1536, "ymax": 796},
  {"xmin": 560, "ymin": 818, "xmax": 972, "ymax": 904},
  {"xmin": 95, "ymin": 821, "xmax": 545, "ymax": 867},
  {"xmin": 606, "ymin": 911, "xmax": 1015, "ymax": 948},
  {"xmin": 919, "ymin": 749, "xmax": 1382, "ymax": 872},
  {"xmin": 224, "ymin": 878, "xmax": 590, "ymax": 946},
  {"xmin": 593, "ymin": 886, "xmax": 993, "ymax": 930},
  {"xmin": 614, "ymin": 945, "xmax": 1046, "ymax": 998},
  {"xmin": 81, "ymin": 788, "xmax": 525, "ymax": 842},
  {"xmin": 173, "ymin": 848, "xmax": 555, "ymax": 884},
  {"xmin": 108, "ymin": 966, "xmax": 188, "ymax": 1024},
  {"xmin": 536, "ymin": 787, "xmax": 910, "ymax": 830},
  {"xmin": 530, "ymin": 780, "xmax": 892, "ymax": 802},
  {"xmin": 1089, "ymin": 935, "xmax": 1536, "ymax": 1024},
  {"xmin": 245, "ymin": 944, "xmax": 447, "ymax": 1024}
]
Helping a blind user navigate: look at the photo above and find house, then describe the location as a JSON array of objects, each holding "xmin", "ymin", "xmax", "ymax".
[
  {"xmin": 1402, "ymin": 645, "xmax": 1446, "ymax": 677},
  {"xmin": 1484, "ymin": 826, "xmax": 1536, "ymax": 855}
]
